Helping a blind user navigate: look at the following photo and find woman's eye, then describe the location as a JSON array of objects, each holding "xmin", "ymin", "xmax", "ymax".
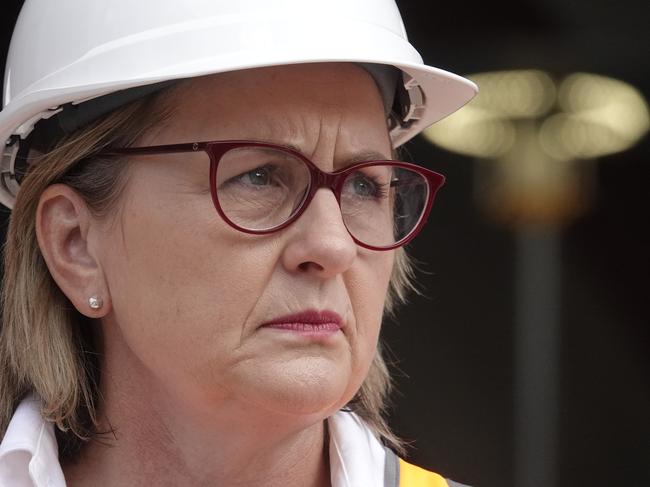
[
  {"xmin": 345, "ymin": 173, "xmax": 387, "ymax": 199},
  {"xmin": 218, "ymin": 162, "xmax": 294, "ymax": 194},
  {"xmin": 351, "ymin": 176, "xmax": 375, "ymax": 197},
  {"xmin": 228, "ymin": 165, "xmax": 277, "ymax": 187},
  {"xmin": 245, "ymin": 166, "xmax": 272, "ymax": 186}
]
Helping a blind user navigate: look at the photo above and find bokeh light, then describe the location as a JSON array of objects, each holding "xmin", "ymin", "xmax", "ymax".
[
  {"xmin": 422, "ymin": 70, "xmax": 649, "ymax": 225},
  {"xmin": 424, "ymin": 70, "xmax": 649, "ymax": 162}
]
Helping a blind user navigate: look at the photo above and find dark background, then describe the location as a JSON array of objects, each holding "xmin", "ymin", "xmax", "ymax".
[
  {"xmin": 1, "ymin": 1, "xmax": 648, "ymax": 486},
  {"xmin": 385, "ymin": 1, "xmax": 650, "ymax": 486}
]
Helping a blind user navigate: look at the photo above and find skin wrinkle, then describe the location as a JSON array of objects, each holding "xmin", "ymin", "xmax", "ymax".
[
  {"xmin": 235, "ymin": 241, "xmax": 278, "ymax": 349},
  {"xmin": 235, "ymin": 236, "xmax": 281, "ymax": 351},
  {"xmin": 317, "ymin": 110, "xmax": 325, "ymax": 171}
]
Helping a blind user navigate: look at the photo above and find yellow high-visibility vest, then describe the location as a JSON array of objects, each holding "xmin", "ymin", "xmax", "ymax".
[
  {"xmin": 399, "ymin": 459, "xmax": 449, "ymax": 486},
  {"xmin": 384, "ymin": 448, "xmax": 471, "ymax": 487}
]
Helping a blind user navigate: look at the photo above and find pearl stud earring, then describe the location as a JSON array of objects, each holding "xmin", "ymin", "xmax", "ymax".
[{"xmin": 88, "ymin": 295, "xmax": 103, "ymax": 310}]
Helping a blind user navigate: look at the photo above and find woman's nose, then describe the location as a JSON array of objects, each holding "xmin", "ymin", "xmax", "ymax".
[{"xmin": 281, "ymin": 188, "xmax": 357, "ymax": 278}]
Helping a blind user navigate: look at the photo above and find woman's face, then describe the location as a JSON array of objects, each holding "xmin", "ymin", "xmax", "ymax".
[{"xmin": 97, "ymin": 63, "xmax": 395, "ymax": 420}]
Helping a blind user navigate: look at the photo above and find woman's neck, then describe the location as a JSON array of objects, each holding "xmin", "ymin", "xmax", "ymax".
[
  {"xmin": 62, "ymin": 347, "xmax": 332, "ymax": 487},
  {"xmin": 63, "ymin": 422, "xmax": 330, "ymax": 487}
]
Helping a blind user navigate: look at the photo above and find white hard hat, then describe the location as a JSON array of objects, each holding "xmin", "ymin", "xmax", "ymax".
[{"xmin": 0, "ymin": 0, "xmax": 477, "ymax": 209}]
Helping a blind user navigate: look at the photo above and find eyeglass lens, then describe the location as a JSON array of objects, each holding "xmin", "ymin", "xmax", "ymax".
[{"xmin": 213, "ymin": 146, "xmax": 430, "ymax": 249}]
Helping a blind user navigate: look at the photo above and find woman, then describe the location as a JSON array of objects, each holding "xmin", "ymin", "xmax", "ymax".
[{"xmin": 0, "ymin": 1, "xmax": 477, "ymax": 486}]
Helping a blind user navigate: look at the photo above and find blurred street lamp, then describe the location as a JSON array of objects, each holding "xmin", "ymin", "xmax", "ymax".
[{"xmin": 424, "ymin": 70, "xmax": 649, "ymax": 225}]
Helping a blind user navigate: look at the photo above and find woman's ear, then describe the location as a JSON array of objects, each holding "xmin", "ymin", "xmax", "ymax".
[{"xmin": 36, "ymin": 184, "xmax": 111, "ymax": 318}]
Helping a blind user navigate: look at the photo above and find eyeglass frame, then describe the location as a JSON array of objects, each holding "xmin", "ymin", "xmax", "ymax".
[{"xmin": 100, "ymin": 140, "xmax": 446, "ymax": 251}]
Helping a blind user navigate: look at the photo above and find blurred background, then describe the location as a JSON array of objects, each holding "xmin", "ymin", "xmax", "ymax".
[
  {"xmin": 1, "ymin": 1, "xmax": 648, "ymax": 486},
  {"xmin": 383, "ymin": 1, "xmax": 650, "ymax": 486}
]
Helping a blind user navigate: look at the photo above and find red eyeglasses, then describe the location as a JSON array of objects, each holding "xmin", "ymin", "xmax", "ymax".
[{"xmin": 102, "ymin": 140, "xmax": 445, "ymax": 251}]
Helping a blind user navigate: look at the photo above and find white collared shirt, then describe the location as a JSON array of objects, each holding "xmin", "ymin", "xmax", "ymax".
[{"xmin": 0, "ymin": 397, "xmax": 385, "ymax": 487}]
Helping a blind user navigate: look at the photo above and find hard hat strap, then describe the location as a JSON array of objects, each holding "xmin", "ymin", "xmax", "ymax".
[{"xmin": 30, "ymin": 81, "xmax": 177, "ymax": 154}]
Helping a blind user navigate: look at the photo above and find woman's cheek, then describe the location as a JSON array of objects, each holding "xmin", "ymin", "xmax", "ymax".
[{"xmin": 347, "ymin": 253, "xmax": 393, "ymax": 361}]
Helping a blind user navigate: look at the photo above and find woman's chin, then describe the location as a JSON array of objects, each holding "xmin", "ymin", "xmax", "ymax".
[{"xmin": 230, "ymin": 355, "xmax": 355, "ymax": 418}]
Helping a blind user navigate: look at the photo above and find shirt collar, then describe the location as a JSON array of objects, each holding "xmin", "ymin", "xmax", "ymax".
[
  {"xmin": 328, "ymin": 410, "xmax": 386, "ymax": 487},
  {"xmin": 0, "ymin": 395, "xmax": 66, "ymax": 487},
  {"xmin": 0, "ymin": 398, "xmax": 385, "ymax": 487}
]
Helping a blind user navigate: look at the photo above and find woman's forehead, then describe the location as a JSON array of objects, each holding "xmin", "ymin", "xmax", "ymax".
[
  {"xmin": 171, "ymin": 62, "xmax": 383, "ymax": 105},
  {"xmin": 154, "ymin": 63, "xmax": 391, "ymax": 154}
]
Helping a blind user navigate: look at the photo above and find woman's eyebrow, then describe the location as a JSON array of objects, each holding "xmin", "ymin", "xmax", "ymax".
[
  {"xmin": 282, "ymin": 143, "xmax": 392, "ymax": 164},
  {"xmin": 346, "ymin": 151, "xmax": 393, "ymax": 163}
]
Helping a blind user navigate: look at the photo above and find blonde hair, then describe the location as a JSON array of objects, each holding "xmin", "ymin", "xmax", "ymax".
[{"xmin": 0, "ymin": 90, "xmax": 416, "ymax": 457}]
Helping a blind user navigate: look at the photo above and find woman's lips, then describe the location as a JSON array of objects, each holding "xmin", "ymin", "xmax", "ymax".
[{"xmin": 260, "ymin": 310, "xmax": 343, "ymax": 337}]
